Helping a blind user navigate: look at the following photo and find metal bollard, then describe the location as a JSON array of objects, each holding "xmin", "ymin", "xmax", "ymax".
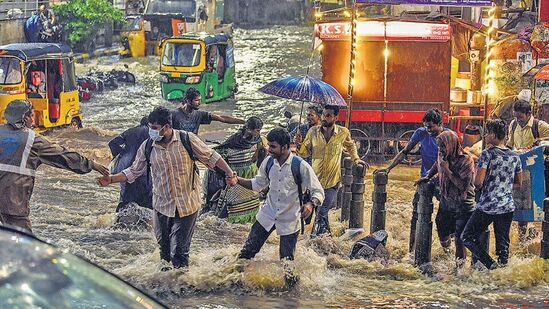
[
  {"xmin": 542, "ymin": 198, "xmax": 549, "ymax": 259},
  {"xmin": 545, "ymin": 157, "xmax": 549, "ymax": 197},
  {"xmin": 371, "ymin": 170, "xmax": 388, "ymax": 234},
  {"xmin": 349, "ymin": 163, "xmax": 367, "ymax": 230},
  {"xmin": 414, "ymin": 181, "xmax": 434, "ymax": 271},
  {"xmin": 340, "ymin": 157, "xmax": 354, "ymax": 222}
]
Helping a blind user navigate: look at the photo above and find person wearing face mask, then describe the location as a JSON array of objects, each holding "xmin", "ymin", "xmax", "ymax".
[
  {"xmin": 203, "ymin": 116, "xmax": 267, "ymax": 223},
  {"xmin": 171, "ymin": 87, "xmax": 245, "ymax": 134},
  {"xmin": 97, "ymin": 106, "xmax": 235, "ymax": 270},
  {"xmin": 297, "ymin": 105, "xmax": 366, "ymax": 237},
  {"xmin": 0, "ymin": 100, "xmax": 109, "ymax": 233}
]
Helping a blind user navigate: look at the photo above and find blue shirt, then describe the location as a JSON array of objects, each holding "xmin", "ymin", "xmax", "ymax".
[
  {"xmin": 476, "ymin": 147, "xmax": 522, "ymax": 215},
  {"xmin": 408, "ymin": 127, "xmax": 449, "ymax": 177}
]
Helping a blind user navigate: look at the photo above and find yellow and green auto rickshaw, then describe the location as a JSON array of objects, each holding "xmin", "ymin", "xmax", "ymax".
[
  {"xmin": 0, "ymin": 43, "xmax": 83, "ymax": 132},
  {"xmin": 159, "ymin": 33, "xmax": 237, "ymax": 103}
]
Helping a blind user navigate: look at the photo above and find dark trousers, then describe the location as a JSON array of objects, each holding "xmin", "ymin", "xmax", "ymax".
[
  {"xmin": 0, "ymin": 213, "xmax": 32, "ymax": 234},
  {"xmin": 461, "ymin": 209, "xmax": 514, "ymax": 269},
  {"xmin": 312, "ymin": 185, "xmax": 339, "ymax": 236},
  {"xmin": 435, "ymin": 209, "xmax": 472, "ymax": 260},
  {"xmin": 153, "ymin": 209, "xmax": 198, "ymax": 268},
  {"xmin": 239, "ymin": 221, "xmax": 299, "ymax": 260}
]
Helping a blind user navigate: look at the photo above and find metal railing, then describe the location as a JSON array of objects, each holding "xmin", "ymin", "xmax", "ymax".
[{"xmin": 0, "ymin": 0, "xmax": 42, "ymax": 20}]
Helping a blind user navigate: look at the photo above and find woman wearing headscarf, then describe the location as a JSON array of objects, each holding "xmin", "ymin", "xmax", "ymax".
[{"xmin": 418, "ymin": 131, "xmax": 475, "ymax": 266}]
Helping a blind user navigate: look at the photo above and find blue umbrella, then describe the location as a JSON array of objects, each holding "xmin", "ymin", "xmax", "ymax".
[{"xmin": 259, "ymin": 76, "xmax": 347, "ymax": 107}]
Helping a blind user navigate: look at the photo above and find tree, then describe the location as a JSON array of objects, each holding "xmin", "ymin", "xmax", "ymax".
[{"xmin": 54, "ymin": 0, "xmax": 124, "ymax": 51}]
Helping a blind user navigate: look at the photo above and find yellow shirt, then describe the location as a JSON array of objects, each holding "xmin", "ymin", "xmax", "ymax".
[
  {"xmin": 507, "ymin": 117, "xmax": 549, "ymax": 149},
  {"xmin": 298, "ymin": 125, "xmax": 359, "ymax": 189}
]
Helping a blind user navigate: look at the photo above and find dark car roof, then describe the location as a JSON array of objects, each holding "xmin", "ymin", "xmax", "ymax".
[
  {"xmin": 0, "ymin": 43, "xmax": 73, "ymax": 61},
  {"xmin": 168, "ymin": 33, "xmax": 232, "ymax": 45}
]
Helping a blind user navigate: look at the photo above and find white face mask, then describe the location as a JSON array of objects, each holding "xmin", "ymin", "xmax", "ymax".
[{"xmin": 148, "ymin": 126, "xmax": 165, "ymax": 141}]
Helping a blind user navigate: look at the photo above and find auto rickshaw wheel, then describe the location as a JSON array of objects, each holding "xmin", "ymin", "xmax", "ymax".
[
  {"xmin": 394, "ymin": 129, "xmax": 421, "ymax": 165},
  {"xmin": 70, "ymin": 117, "xmax": 83, "ymax": 129}
]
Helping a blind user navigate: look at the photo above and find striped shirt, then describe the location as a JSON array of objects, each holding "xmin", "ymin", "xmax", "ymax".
[{"xmin": 123, "ymin": 130, "xmax": 221, "ymax": 218}]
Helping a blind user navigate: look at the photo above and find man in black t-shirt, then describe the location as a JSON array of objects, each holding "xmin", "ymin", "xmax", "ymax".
[{"xmin": 172, "ymin": 88, "xmax": 244, "ymax": 134}]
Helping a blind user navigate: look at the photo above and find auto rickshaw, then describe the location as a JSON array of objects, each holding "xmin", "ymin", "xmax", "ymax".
[
  {"xmin": 159, "ymin": 33, "xmax": 237, "ymax": 103},
  {"xmin": 0, "ymin": 43, "xmax": 83, "ymax": 132}
]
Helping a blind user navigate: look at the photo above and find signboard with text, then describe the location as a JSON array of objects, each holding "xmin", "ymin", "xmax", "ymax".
[
  {"xmin": 356, "ymin": 0, "xmax": 493, "ymax": 6},
  {"xmin": 315, "ymin": 21, "xmax": 452, "ymax": 41}
]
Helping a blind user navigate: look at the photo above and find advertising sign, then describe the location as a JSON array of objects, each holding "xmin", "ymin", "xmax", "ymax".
[
  {"xmin": 315, "ymin": 21, "xmax": 451, "ymax": 41},
  {"xmin": 513, "ymin": 146, "xmax": 546, "ymax": 222},
  {"xmin": 356, "ymin": 0, "xmax": 492, "ymax": 6}
]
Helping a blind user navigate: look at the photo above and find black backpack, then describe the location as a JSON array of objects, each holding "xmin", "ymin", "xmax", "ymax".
[
  {"xmin": 144, "ymin": 130, "xmax": 199, "ymax": 190},
  {"xmin": 265, "ymin": 155, "xmax": 312, "ymax": 233}
]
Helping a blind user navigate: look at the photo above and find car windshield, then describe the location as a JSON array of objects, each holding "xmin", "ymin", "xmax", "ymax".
[
  {"xmin": 162, "ymin": 42, "xmax": 201, "ymax": 67},
  {"xmin": 122, "ymin": 16, "xmax": 141, "ymax": 31},
  {"xmin": 0, "ymin": 57, "xmax": 22, "ymax": 85},
  {"xmin": 0, "ymin": 227, "xmax": 166, "ymax": 309},
  {"xmin": 146, "ymin": 0, "xmax": 196, "ymax": 16}
]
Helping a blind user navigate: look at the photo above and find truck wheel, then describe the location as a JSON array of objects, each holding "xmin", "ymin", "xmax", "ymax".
[
  {"xmin": 394, "ymin": 130, "xmax": 421, "ymax": 165},
  {"xmin": 70, "ymin": 117, "xmax": 83, "ymax": 129},
  {"xmin": 350, "ymin": 128, "xmax": 370, "ymax": 160}
]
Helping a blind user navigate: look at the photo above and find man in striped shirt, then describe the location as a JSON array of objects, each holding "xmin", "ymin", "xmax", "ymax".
[{"xmin": 98, "ymin": 106, "xmax": 235, "ymax": 269}]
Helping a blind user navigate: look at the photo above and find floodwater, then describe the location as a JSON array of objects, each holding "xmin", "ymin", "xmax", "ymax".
[{"xmin": 28, "ymin": 26, "xmax": 549, "ymax": 308}]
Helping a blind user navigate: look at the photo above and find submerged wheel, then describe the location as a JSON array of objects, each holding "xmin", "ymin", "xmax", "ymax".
[
  {"xmin": 395, "ymin": 130, "xmax": 421, "ymax": 165},
  {"xmin": 350, "ymin": 128, "xmax": 370, "ymax": 160},
  {"xmin": 70, "ymin": 117, "xmax": 83, "ymax": 129}
]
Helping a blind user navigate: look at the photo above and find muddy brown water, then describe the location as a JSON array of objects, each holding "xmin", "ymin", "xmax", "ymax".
[{"xmin": 26, "ymin": 26, "xmax": 549, "ymax": 308}]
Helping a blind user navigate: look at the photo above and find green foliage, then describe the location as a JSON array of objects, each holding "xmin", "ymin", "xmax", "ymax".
[{"xmin": 54, "ymin": 0, "xmax": 124, "ymax": 47}]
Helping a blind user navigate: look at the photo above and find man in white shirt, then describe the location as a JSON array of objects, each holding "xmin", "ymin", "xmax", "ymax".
[{"xmin": 228, "ymin": 128, "xmax": 324, "ymax": 260}]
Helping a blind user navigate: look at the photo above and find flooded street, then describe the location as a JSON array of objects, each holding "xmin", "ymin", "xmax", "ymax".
[{"xmin": 28, "ymin": 26, "xmax": 549, "ymax": 308}]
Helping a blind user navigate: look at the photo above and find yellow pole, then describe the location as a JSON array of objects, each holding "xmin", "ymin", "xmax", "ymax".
[
  {"xmin": 345, "ymin": 1, "xmax": 357, "ymax": 129},
  {"xmin": 482, "ymin": 5, "xmax": 496, "ymax": 149}
]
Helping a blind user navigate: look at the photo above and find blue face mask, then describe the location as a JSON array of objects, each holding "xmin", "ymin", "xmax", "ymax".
[{"xmin": 148, "ymin": 126, "xmax": 164, "ymax": 141}]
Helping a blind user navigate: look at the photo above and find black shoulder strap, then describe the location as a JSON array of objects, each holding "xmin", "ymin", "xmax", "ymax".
[
  {"xmin": 532, "ymin": 119, "xmax": 540, "ymax": 140},
  {"xmin": 180, "ymin": 131, "xmax": 199, "ymax": 190},
  {"xmin": 144, "ymin": 138, "xmax": 154, "ymax": 178},
  {"xmin": 179, "ymin": 131, "xmax": 196, "ymax": 161},
  {"xmin": 291, "ymin": 156, "xmax": 303, "ymax": 206},
  {"xmin": 265, "ymin": 156, "xmax": 274, "ymax": 180},
  {"xmin": 291, "ymin": 156, "xmax": 306, "ymax": 235}
]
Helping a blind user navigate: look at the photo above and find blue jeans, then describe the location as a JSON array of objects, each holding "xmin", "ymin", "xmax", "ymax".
[
  {"xmin": 312, "ymin": 185, "xmax": 339, "ymax": 236},
  {"xmin": 239, "ymin": 221, "xmax": 299, "ymax": 260}
]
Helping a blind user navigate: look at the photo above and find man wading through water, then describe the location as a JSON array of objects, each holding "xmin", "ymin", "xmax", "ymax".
[
  {"xmin": 98, "ymin": 106, "xmax": 235, "ymax": 270},
  {"xmin": 297, "ymin": 105, "xmax": 365, "ymax": 236},
  {"xmin": 462, "ymin": 119, "xmax": 523, "ymax": 269},
  {"xmin": 227, "ymin": 128, "xmax": 324, "ymax": 261},
  {"xmin": 0, "ymin": 100, "xmax": 109, "ymax": 233},
  {"xmin": 171, "ymin": 87, "xmax": 244, "ymax": 134},
  {"xmin": 379, "ymin": 109, "xmax": 451, "ymax": 251}
]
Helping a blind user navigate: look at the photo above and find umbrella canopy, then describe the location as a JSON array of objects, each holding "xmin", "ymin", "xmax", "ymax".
[
  {"xmin": 523, "ymin": 63, "xmax": 549, "ymax": 80},
  {"xmin": 534, "ymin": 64, "xmax": 549, "ymax": 81},
  {"xmin": 258, "ymin": 76, "xmax": 347, "ymax": 107}
]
